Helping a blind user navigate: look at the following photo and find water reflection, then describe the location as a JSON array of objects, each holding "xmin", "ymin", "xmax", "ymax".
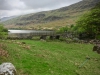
[{"xmin": 8, "ymin": 30, "xmax": 54, "ymax": 34}]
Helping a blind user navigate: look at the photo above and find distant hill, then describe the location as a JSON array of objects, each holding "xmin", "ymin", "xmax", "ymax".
[
  {"xmin": 1, "ymin": 16, "xmax": 16, "ymax": 22},
  {"xmin": 3, "ymin": 0, "xmax": 100, "ymax": 30}
]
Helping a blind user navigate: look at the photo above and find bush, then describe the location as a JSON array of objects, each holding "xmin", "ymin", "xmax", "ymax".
[{"xmin": 0, "ymin": 24, "xmax": 8, "ymax": 39}]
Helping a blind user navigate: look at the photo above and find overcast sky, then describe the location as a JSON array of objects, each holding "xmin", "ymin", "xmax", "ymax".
[{"xmin": 0, "ymin": 0, "xmax": 82, "ymax": 18}]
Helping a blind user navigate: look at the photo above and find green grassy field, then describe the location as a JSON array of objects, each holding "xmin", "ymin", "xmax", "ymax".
[{"xmin": 0, "ymin": 40, "xmax": 100, "ymax": 75}]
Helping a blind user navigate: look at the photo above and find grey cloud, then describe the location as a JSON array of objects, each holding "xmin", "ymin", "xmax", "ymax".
[
  {"xmin": 0, "ymin": 0, "xmax": 81, "ymax": 10},
  {"xmin": 0, "ymin": 0, "xmax": 13, "ymax": 10},
  {"xmin": 21, "ymin": 0, "xmax": 82, "ymax": 9},
  {"xmin": 0, "ymin": 0, "xmax": 82, "ymax": 17},
  {"xmin": 0, "ymin": 0, "xmax": 27, "ymax": 10}
]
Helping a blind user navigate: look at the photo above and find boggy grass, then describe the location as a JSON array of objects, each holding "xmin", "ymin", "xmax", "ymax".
[{"xmin": 0, "ymin": 40, "xmax": 100, "ymax": 75}]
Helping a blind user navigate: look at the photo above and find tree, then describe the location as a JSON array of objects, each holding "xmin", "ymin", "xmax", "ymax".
[
  {"xmin": 57, "ymin": 26, "xmax": 69, "ymax": 33},
  {"xmin": 0, "ymin": 24, "xmax": 8, "ymax": 39},
  {"xmin": 74, "ymin": 2, "xmax": 100, "ymax": 39}
]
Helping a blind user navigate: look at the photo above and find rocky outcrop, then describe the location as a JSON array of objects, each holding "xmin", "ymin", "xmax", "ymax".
[
  {"xmin": 0, "ymin": 63, "xmax": 16, "ymax": 75},
  {"xmin": 93, "ymin": 44, "xmax": 100, "ymax": 54}
]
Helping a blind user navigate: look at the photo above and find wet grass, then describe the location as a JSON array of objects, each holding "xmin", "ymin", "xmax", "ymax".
[{"xmin": 0, "ymin": 40, "xmax": 100, "ymax": 75}]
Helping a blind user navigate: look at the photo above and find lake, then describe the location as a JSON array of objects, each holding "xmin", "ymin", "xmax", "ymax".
[
  {"xmin": 8, "ymin": 30, "xmax": 54, "ymax": 34},
  {"xmin": 8, "ymin": 30, "xmax": 56, "ymax": 39}
]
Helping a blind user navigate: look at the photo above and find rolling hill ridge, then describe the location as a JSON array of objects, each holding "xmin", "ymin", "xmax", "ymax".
[{"xmin": 3, "ymin": 0, "xmax": 100, "ymax": 30}]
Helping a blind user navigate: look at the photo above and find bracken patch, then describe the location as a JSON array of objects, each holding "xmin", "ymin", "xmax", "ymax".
[{"xmin": 0, "ymin": 44, "xmax": 9, "ymax": 57}]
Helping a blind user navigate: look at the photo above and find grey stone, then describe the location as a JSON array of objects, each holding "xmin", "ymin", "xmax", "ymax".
[{"xmin": 0, "ymin": 63, "xmax": 16, "ymax": 75}]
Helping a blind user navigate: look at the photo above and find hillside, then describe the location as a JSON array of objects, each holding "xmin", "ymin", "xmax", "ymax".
[
  {"xmin": 3, "ymin": 0, "xmax": 100, "ymax": 30},
  {"xmin": 0, "ymin": 16, "xmax": 17, "ymax": 22}
]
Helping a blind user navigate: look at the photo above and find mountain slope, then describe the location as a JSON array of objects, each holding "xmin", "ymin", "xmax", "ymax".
[
  {"xmin": 3, "ymin": 0, "xmax": 100, "ymax": 30},
  {"xmin": 0, "ymin": 16, "xmax": 16, "ymax": 22}
]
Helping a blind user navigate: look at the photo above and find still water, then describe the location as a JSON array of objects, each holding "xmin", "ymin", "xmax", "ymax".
[{"xmin": 8, "ymin": 30, "xmax": 54, "ymax": 34}]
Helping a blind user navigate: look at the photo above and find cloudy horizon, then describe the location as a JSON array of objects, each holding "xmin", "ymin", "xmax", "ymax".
[{"xmin": 0, "ymin": 0, "xmax": 82, "ymax": 18}]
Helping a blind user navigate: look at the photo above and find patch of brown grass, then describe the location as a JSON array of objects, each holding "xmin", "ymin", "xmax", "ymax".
[{"xmin": 0, "ymin": 44, "xmax": 9, "ymax": 57}]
